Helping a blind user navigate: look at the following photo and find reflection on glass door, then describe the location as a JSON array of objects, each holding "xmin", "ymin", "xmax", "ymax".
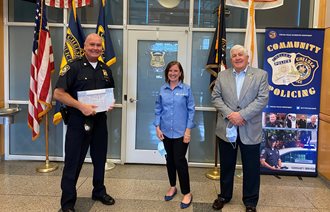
[{"xmin": 126, "ymin": 30, "xmax": 187, "ymax": 164}]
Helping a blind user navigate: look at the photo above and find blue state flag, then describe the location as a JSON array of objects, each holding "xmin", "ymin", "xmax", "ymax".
[
  {"xmin": 96, "ymin": 0, "xmax": 116, "ymax": 67},
  {"xmin": 53, "ymin": 7, "xmax": 85, "ymax": 125}
]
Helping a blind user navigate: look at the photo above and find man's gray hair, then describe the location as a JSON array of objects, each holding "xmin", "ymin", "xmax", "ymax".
[{"xmin": 230, "ymin": 45, "xmax": 248, "ymax": 57}]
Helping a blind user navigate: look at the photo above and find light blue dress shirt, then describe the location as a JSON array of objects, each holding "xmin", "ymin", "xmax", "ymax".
[
  {"xmin": 233, "ymin": 68, "xmax": 247, "ymax": 99},
  {"xmin": 154, "ymin": 81, "xmax": 195, "ymax": 139}
]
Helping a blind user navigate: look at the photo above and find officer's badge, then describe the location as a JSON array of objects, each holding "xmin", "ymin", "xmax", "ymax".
[
  {"xmin": 102, "ymin": 69, "xmax": 110, "ymax": 81},
  {"xmin": 150, "ymin": 51, "xmax": 165, "ymax": 68},
  {"xmin": 102, "ymin": 70, "xmax": 108, "ymax": 77},
  {"xmin": 267, "ymin": 52, "xmax": 300, "ymax": 85},
  {"xmin": 59, "ymin": 65, "xmax": 70, "ymax": 76}
]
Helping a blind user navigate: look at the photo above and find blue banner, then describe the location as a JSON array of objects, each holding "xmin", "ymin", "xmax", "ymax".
[{"xmin": 261, "ymin": 28, "xmax": 324, "ymax": 176}]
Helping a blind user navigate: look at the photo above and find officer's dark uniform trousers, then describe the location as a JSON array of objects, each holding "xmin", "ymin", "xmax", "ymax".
[
  {"xmin": 58, "ymin": 56, "xmax": 114, "ymax": 210},
  {"xmin": 61, "ymin": 112, "xmax": 108, "ymax": 209},
  {"xmin": 217, "ymin": 129, "xmax": 260, "ymax": 207}
]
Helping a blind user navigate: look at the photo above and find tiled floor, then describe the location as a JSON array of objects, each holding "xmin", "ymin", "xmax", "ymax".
[{"xmin": 0, "ymin": 160, "xmax": 329, "ymax": 212}]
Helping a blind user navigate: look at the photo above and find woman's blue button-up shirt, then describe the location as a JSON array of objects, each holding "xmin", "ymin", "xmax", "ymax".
[{"xmin": 154, "ymin": 82, "xmax": 195, "ymax": 139}]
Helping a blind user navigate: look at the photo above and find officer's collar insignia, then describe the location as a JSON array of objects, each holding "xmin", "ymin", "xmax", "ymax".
[
  {"xmin": 102, "ymin": 70, "xmax": 108, "ymax": 77},
  {"xmin": 59, "ymin": 64, "xmax": 70, "ymax": 76}
]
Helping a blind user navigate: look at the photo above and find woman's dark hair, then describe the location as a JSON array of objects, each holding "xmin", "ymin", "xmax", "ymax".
[{"xmin": 164, "ymin": 61, "xmax": 184, "ymax": 83}]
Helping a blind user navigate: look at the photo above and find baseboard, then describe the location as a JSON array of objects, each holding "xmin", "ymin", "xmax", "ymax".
[{"xmin": 319, "ymin": 173, "xmax": 330, "ymax": 189}]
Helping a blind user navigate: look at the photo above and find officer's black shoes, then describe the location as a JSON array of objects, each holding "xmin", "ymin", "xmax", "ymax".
[
  {"xmin": 61, "ymin": 208, "xmax": 75, "ymax": 212},
  {"xmin": 92, "ymin": 194, "xmax": 115, "ymax": 205},
  {"xmin": 212, "ymin": 197, "xmax": 227, "ymax": 210},
  {"xmin": 246, "ymin": 206, "xmax": 257, "ymax": 212}
]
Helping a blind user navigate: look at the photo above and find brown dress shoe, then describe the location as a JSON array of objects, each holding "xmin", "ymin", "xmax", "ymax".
[
  {"xmin": 212, "ymin": 197, "xmax": 226, "ymax": 210},
  {"xmin": 246, "ymin": 206, "xmax": 257, "ymax": 212}
]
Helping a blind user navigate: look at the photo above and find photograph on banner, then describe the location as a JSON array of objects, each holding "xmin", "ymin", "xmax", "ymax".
[
  {"xmin": 263, "ymin": 112, "xmax": 285, "ymax": 128},
  {"xmin": 262, "ymin": 112, "xmax": 318, "ymax": 174},
  {"xmin": 263, "ymin": 112, "xmax": 297, "ymax": 128},
  {"xmin": 263, "ymin": 112, "xmax": 319, "ymax": 131}
]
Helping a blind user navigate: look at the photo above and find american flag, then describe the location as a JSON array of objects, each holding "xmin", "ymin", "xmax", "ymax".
[
  {"xmin": 28, "ymin": 0, "xmax": 54, "ymax": 140},
  {"xmin": 45, "ymin": 0, "xmax": 91, "ymax": 8}
]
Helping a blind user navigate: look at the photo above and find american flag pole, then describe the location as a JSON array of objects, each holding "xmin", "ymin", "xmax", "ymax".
[
  {"xmin": 39, "ymin": 0, "xmax": 50, "ymax": 163},
  {"xmin": 205, "ymin": 0, "xmax": 226, "ymax": 180},
  {"xmin": 35, "ymin": 0, "xmax": 58, "ymax": 173}
]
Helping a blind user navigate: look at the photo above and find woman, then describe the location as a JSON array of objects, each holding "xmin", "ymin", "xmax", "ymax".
[{"xmin": 154, "ymin": 61, "xmax": 195, "ymax": 209}]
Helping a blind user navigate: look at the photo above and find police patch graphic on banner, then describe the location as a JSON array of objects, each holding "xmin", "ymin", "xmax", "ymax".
[
  {"xmin": 262, "ymin": 28, "xmax": 324, "ymax": 177},
  {"xmin": 292, "ymin": 53, "xmax": 319, "ymax": 87},
  {"xmin": 264, "ymin": 28, "xmax": 324, "ymax": 113}
]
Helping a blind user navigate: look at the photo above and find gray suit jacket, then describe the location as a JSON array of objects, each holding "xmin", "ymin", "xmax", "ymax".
[{"xmin": 211, "ymin": 66, "xmax": 269, "ymax": 145}]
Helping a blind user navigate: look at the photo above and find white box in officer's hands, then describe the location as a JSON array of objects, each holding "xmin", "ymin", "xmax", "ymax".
[{"xmin": 77, "ymin": 88, "xmax": 114, "ymax": 113}]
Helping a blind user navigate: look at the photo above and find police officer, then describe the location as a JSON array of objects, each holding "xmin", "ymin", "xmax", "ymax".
[
  {"xmin": 54, "ymin": 33, "xmax": 115, "ymax": 212},
  {"xmin": 266, "ymin": 113, "xmax": 283, "ymax": 128},
  {"xmin": 260, "ymin": 135, "xmax": 282, "ymax": 170}
]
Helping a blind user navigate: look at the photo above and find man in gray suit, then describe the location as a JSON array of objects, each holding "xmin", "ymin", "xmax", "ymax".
[{"xmin": 211, "ymin": 45, "xmax": 269, "ymax": 212}]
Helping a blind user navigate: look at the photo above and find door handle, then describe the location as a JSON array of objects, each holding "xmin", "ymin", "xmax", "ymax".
[{"xmin": 129, "ymin": 98, "xmax": 138, "ymax": 103}]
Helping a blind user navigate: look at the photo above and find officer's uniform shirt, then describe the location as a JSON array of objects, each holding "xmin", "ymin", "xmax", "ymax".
[
  {"xmin": 266, "ymin": 121, "xmax": 282, "ymax": 128},
  {"xmin": 307, "ymin": 123, "xmax": 317, "ymax": 129},
  {"xmin": 56, "ymin": 56, "xmax": 115, "ymax": 116},
  {"xmin": 260, "ymin": 147, "xmax": 280, "ymax": 167},
  {"xmin": 297, "ymin": 119, "xmax": 307, "ymax": 128}
]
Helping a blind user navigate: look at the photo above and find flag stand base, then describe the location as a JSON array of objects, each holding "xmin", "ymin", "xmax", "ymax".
[
  {"xmin": 206, "ymin": 167, "xmax": 220, "ymax": 180},
  {"xmin": 36, "ymin": 160, "xmax": 58, "ymax": 173},
  {"xmin": 105, "ymin": 159, "xmax": 116, "ymax": 171}
]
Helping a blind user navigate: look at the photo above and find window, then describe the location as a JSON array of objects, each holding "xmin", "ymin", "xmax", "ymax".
[{"xmin": 129, "ymin": 0, "xmax": 189, "ymax": 26}]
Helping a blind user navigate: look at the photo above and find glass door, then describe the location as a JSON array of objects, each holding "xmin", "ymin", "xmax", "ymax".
[{"xmin": 126, "ymin": 30, "xmax": 188, "ymax": 164}]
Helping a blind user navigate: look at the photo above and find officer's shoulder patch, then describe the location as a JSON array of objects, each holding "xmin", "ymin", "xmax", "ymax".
[{"xmin": 59, "ymin": 64, "xmax": 70, "ymax": 76}]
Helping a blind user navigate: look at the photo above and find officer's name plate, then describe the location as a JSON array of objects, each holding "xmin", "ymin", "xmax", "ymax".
[{"xmin": 77, "ymin": 88, "xmax": 114, "ymax": 113}]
